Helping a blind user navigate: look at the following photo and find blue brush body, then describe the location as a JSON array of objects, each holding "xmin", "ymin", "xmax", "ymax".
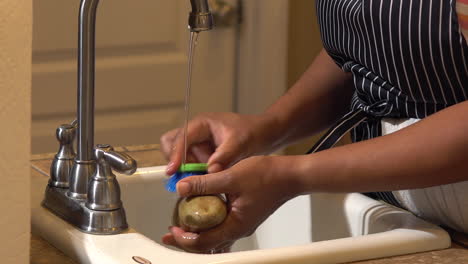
[{"xmin": 165, "ymin": 171, "xmax": 206, "ymax": 192}]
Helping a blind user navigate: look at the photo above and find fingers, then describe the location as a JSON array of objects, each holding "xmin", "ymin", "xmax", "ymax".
[
  {"xmin": 169, "ymin": 226, "xmax": 202, "ymax": 253},
  {"xmin": 161, "ymin": 233, "xmax": 177, "ymax": 247},
  {"xmin": 207, "ymin": 163, "xmax": 223, "ymax": 173},
  {"xmin": 176, "ymin": 171, "xmax": 231, "ymax": 197},
  {"xmin": 161, "ymin": 120, "xmax": 213, "ymax": 175},
  {"xmin": 162, "ymin": 231, "xmax": 232, "ymax": 254},
  {"xmin": 166, "ymin": 214, "xmax": 240, "ymax": 253},
  {"xmin": 207, "ymin": 140, "xmax": 245, "ymax": 172},
  {"xmin": 165, "ymin": 143, "xmax": 214, "ymax": 176},
  {"xmin": 168, "ymin": 120, "xmax": 213, "ymax": 173},
  {"xmin": 160, "ymin": 128, "xmax": 179, "ymax": 161},
  {"xmin": 165, "ymin": 150, "xmax": 208, "ymax": 176},
  {"xmin": 190, "ymin": 143, "xmax": 215, "ymax": 163},
  {"xmin": 161, "ymin": 129, "xmax": 181, "ymax": 175}
]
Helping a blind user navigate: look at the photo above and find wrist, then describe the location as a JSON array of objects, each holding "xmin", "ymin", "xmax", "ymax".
[
  {"xmin": 278, "ymin": 153, "xmax": 338, "ymax": 196},
  {"xmin": 253, "ymin": 113, "xmax": 289, "ymax": 153},
  {"xmin": 268, "ymin": 155, "xmax": 307, "ymax": 199}
]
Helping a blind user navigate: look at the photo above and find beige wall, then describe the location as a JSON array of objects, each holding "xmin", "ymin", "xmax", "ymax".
[
  {"xmin": 31, "ymin": 1, "xmax": 239, "ymax": 154},
  {"xmin": 0, "ymin": 0, "xmax": 32, "ymax": 262},
  {"xmin": 286, "ymin": 1, "xmax": 350, "ymax": 155},
  {"xmin": 287, "ymin": 0, "xmax": 322, "ymax": 88}
]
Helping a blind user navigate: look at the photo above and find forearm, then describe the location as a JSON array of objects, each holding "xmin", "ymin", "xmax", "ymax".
[
  {"xmin": 264, "ymin": 49, "xmax": 353, "ymax": 150},
  {"xmin": 281, "ymin": 101, "xmax": 468, "ymax": 194}
]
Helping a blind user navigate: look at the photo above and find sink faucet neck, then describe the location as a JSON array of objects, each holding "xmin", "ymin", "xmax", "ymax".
[
  {"xmin": 67, "ymin": 0, "xmax": 101, "ymax": 199},
  {"xmin": 46, "ymin": 0, "xmax": 214, "ymax": 235},
  {"xmin": 77, "ymin": 0, "xmax": 100, "ymax": 162}
]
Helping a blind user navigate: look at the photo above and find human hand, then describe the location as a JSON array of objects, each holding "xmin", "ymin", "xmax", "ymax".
[
  {"xmin": 161, "ymin": 155, "xmax": 299, "ymax": 253},
  {"xmin": 160, "ymin": 112, "xmax": 280, "ymax": 175}
]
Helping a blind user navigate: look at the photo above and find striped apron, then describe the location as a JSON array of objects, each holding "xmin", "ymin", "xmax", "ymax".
[{"xmin": 310, "ymin": 0, "xmax": 468, "ymax": 233}]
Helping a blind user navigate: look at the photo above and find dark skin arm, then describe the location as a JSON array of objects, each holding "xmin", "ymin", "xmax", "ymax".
[
  {"xmin": 165, "ymin": 100, "xmax": 468, "ymax": 253},
  {"xmin": 161, "ymin": 49, "xmax": 353, "ymax": 174},
  {"xmin": 263, "ymin": 49, "xmax": 354, "ymax": 149},
  {"xmin": 289, "ymin": 100, "xmax": 468, "ymax": 193},
  {"xmin": 161, "ymin": 40, "xmax": 468, "ymax": 252}
]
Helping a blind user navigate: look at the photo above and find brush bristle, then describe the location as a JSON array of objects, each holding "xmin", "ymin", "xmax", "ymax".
[{"xmin": 165, "ymin": 171, "xmax": 205, "ymax": 192}]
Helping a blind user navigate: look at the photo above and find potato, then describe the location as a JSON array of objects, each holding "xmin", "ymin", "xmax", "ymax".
[{"xmin": 173, "ymin": 195, "xmax": 227, "ymax": 232}]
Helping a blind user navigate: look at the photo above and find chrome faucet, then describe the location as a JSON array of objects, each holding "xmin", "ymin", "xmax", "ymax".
[
  {"xmin": 189, "ymin": 0, "xmax": 215, "ymax": 32},
  {"xmin": 42, "ymin": 0, "xmax": 214, "ymax": 235}
]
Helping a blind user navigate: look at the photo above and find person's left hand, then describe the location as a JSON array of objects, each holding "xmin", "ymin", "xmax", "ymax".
[{"xmin": 161, "ymin": 155, "xmax": 299, "ymax": 253}]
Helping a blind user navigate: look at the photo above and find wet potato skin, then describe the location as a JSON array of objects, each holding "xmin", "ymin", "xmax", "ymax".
[{"xmin": 173, "ymin": 195, "xmax": 227, "ymax": 233}]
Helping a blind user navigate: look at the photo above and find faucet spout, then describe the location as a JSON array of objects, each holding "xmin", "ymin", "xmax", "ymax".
[
  {"xmin": 68, "ymin": 0, "xmax": 213, "ymax": 200},
  {"xmin": 77, "ymin": 0, "xmax": 99, "ymax": 162},
  {"xmin": 44, "ymin": 0, "xmax": 216, "ymax": 235},
  {"xmin": 68, "ymin": 0, "xmax": 100, "ymax": 200},
  {"xmin": 189, "ymin": 0, "xmax": 214, "ymax": 32}
]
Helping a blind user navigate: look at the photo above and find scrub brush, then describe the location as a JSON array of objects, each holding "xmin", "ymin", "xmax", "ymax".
[{"xmin": 165, "ymin": 163, "xmax": 208, "ymax": 192}]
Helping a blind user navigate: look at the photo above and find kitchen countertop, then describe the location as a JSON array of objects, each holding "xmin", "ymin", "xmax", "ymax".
[{"xmin": 30, "ymin": 144, "xmax": 468, "ymax": 264}]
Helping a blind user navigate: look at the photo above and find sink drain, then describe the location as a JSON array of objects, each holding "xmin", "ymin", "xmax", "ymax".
[{"xmin": 132, "ymin": 256, "xmax": 152, "ymax": 264}]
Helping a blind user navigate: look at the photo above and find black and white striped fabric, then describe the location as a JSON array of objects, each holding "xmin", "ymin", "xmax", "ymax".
[
  {"xmin": 309, "ymin": 0, "xmax": 468, "ymax": 207},
  {"xmin": 316, "ymin": 0, "xmax": 468, "ymax": 141}
]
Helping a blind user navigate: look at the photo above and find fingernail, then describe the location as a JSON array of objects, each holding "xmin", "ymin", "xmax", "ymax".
[
  {"xmin": 177, "ymin": 182, "xmax": 191, "ymax": 195},
  {"xmin": 166, "ymin": 162, "xmax": 175, "ymax": 173},
  {"xmin": 207, "ymin": 166, "xmax": 216, "ymax": 173},
  {"xmin": 167, "ymin": 161, "xmax": 174, "ymax": 169},
  {"xmin": 208, "ymin": 163, "xmax": 222, "ymax": 173},
  {"xmin": 182, "ymin": 233, "xmax": 199, "ymax": 240},
  {"xmin": 207, "ymin": 155, "xmax": 216, "ymax": 165}
]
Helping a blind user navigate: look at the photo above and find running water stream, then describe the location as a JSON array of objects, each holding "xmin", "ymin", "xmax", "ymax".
[
  {"xmin": 181, "ymin": 31, "xmax": 223, "ymax": 254},
  {"xmin": 182, "ymin": 31, "xmax": 200, "ymax": 165}
]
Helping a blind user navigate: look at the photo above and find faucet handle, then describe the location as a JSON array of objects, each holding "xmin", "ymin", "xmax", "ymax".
[
  {"xmin": 85, "ymin": 144, "xmax": 137, "ymax": 211},
  {"xmin": 55, "ymin": 123, "xmax": 76, "ymax": 146},
  {"xmin": 94, "ymin": 144, "xmax": 137, "ymax": 175},
  {"xmin": 49, "ymin": 122, "xmax": 77, "ymax": 188}
]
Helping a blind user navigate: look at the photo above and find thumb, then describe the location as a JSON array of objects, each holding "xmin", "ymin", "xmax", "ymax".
[{"xmin": 176, "ymin": 172, "xmax": 230, "ymax": 197}]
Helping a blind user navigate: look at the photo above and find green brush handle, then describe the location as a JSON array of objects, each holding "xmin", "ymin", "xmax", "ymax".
[{"xmin": 179, "ymin": 163, "xmax": 208, "ymax": 173}]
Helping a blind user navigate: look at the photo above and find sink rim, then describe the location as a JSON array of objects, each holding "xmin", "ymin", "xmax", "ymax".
[{"xmin": 31, "ymin": 165, "xmax": 451, "ymax": 264}]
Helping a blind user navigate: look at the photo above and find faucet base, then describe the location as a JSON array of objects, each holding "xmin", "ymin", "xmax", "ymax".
[
  {"xmin": 42, "ymin": 185, "xmax": 128, "ymax": 235},
  {"xmin": 68, "ymin": 160, "xmax": 96, "ymax": 200}
]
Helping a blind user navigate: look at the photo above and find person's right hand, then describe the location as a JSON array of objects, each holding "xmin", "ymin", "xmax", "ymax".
[
  {"xmin": 160, "ymin": 112, "xmax": 280, "ymax": 175},
  {"xmin": 161, "ymin": 154, "xmax": 301, "ymax": 253}
]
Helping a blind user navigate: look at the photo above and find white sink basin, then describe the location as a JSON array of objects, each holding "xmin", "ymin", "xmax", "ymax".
[{"xmin": 31, "ymin": 166, "xmax": 451, "ymax": 264}]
